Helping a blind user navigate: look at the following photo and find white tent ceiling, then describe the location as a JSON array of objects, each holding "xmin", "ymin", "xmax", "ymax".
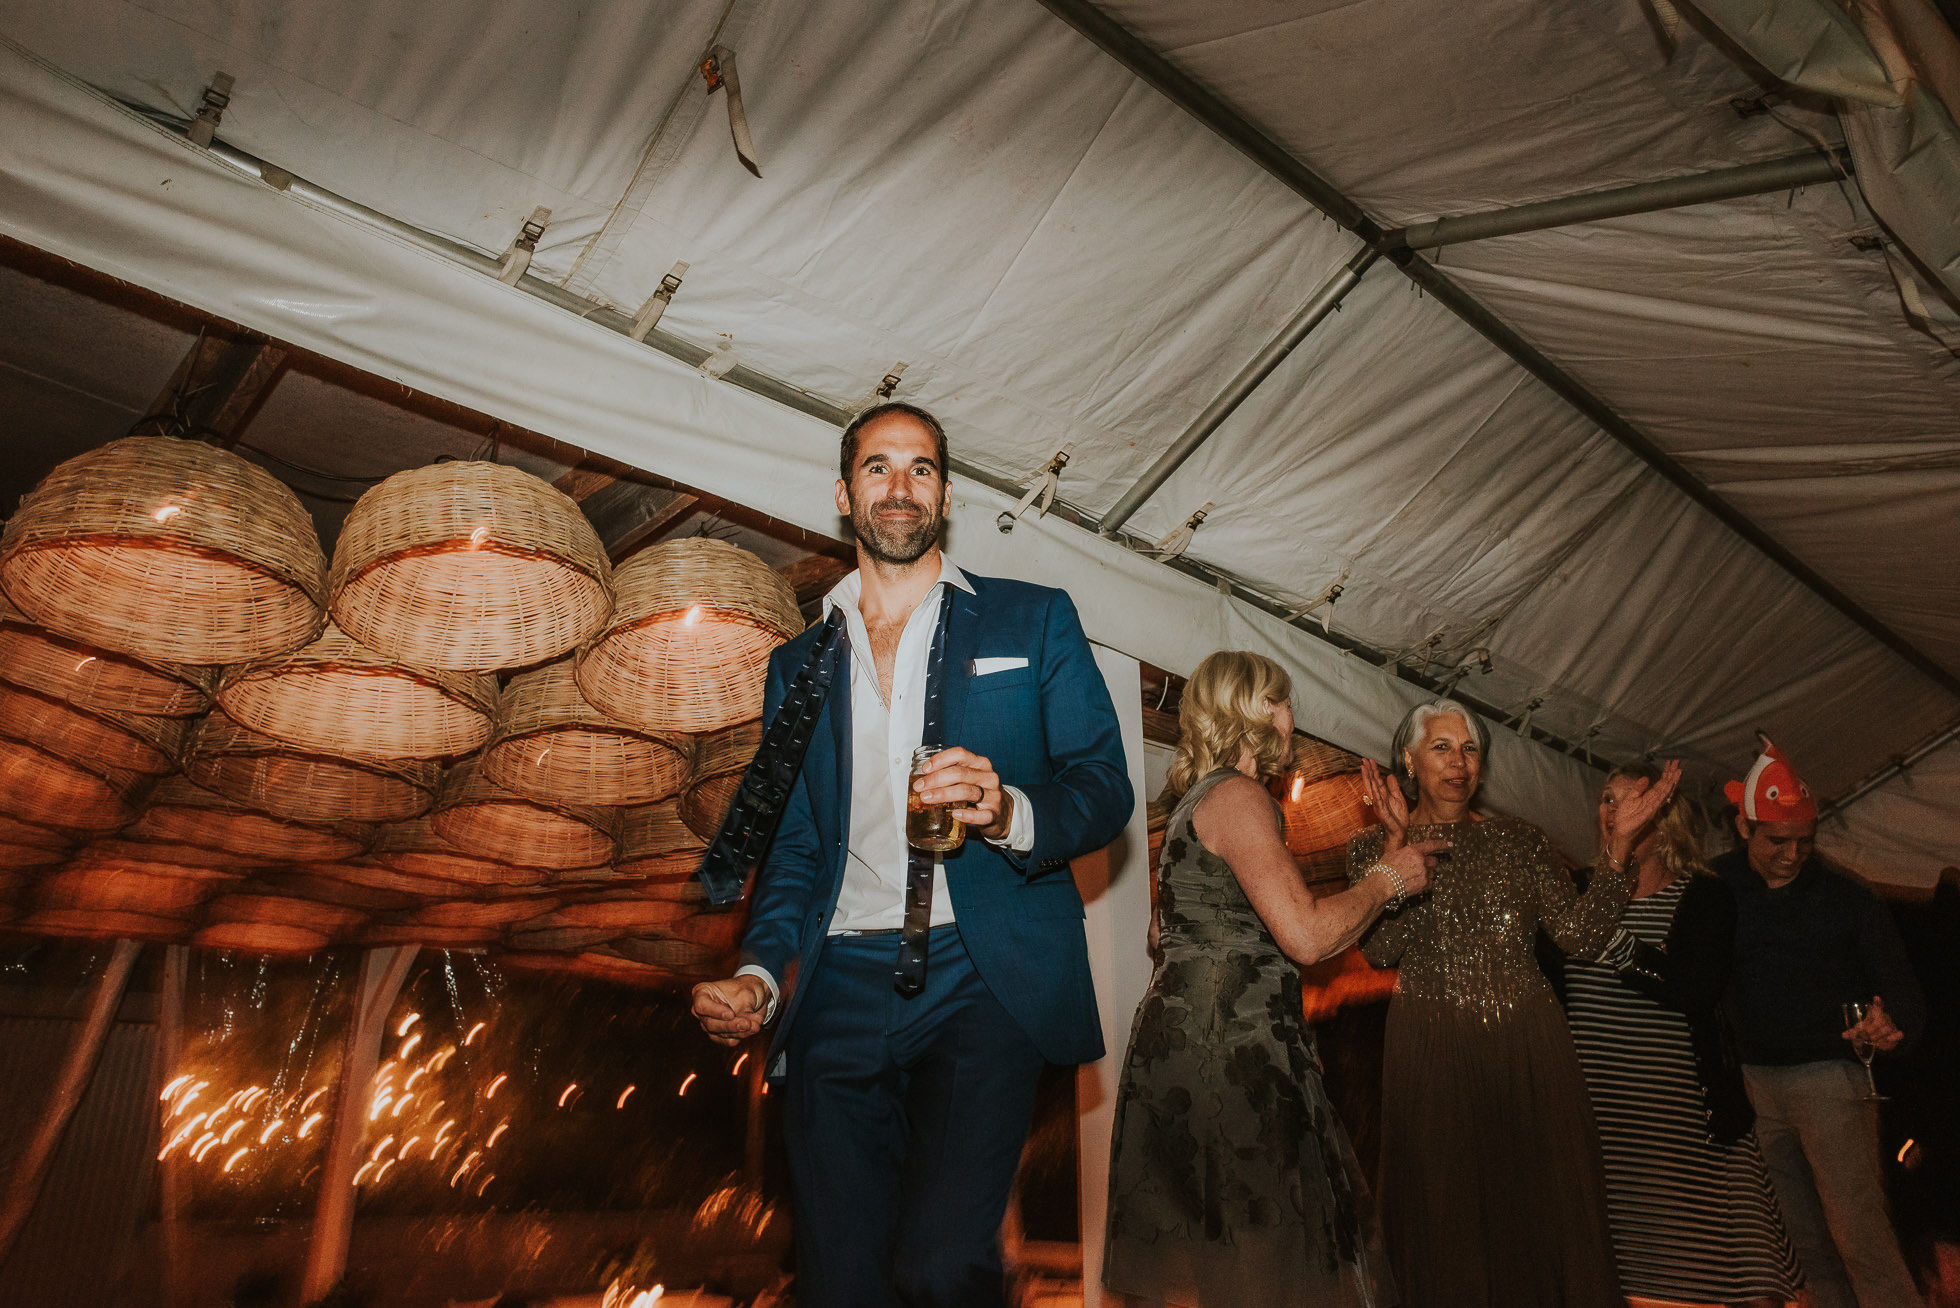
[{"xmin": 2, "ymin": 0, "xmax": 1957, "ymax": 883}]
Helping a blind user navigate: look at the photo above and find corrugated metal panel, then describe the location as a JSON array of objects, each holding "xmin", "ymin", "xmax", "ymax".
[{"xmin": 0, "ymin": 1017, "xmax": 158, "ymax": 1308}]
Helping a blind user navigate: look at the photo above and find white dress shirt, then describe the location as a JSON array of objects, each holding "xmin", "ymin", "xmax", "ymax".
[{"xmin": 738, "ymin": 556, "xmax": 1033, "ymax": 1014}]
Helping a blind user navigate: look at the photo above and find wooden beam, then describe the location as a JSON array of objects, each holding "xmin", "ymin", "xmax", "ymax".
[
  {"xmin": 0, "ymin": 938, "xmax": 143, "ymax": 1267},
  {"xmin": 777, "ymin": 553, "xmax": 852, "ymax": 606},
  {"xmin": 301, "ymin": 945, "xmax": 418, "ymax": 1305},
  {"xmin": 156, "ymin": 944, "xmax": 189, "ymax": 1308},
  {"xmin": 147, "ymin": 331, "xmax": 287, "ymax": 447}
]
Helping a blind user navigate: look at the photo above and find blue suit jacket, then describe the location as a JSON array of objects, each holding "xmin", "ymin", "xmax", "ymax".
[{"xmin": 739, "ymin": 572, "xmax": 1132, "ymax": 1072}]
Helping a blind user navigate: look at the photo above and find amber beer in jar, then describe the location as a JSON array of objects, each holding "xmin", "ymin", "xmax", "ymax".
[{"xmin": 906, "ymin": 746, "xmax": 966, "ymax": 852}]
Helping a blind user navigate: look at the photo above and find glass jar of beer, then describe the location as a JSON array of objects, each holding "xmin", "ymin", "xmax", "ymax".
[{"xmin": 906, "ymin": 745, "xmax": 966, "ymax": 852}]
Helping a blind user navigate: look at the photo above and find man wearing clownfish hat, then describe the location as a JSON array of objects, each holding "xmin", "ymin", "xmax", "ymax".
[{"xmin": 1714, "ymin": 735, "xmax": 1927, "ymax": 1308}]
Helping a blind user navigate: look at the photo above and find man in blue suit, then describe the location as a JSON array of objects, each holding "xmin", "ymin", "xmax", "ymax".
[{"xmin": 691, "ymin": 402, "xmax": 1133, "ymax": 1308}]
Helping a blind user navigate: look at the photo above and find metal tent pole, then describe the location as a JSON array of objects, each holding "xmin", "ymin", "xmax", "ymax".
[
  {"xmin": 1387, "ymin": 150, "xmax": 1852, "ymax": 250},
  {"xmin": 300, "ymin": 946, "xmax": 417, "ymax": 1305},
  {"xmin": 1821, "ymin": 717, "xmax": 1960, "ymax": 819},
  {"xmin": 1098, "ymin": 247, "xmax": 1378, "ymax": 536},
  {"xmin": 0, "ymin": 938, "xmax": 143, "ymax": 1268}
]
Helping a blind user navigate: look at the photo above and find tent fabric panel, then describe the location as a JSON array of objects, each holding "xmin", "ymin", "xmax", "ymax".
[
  {"xmin": 0, "ymin": 35, "xmax": 1612, "ymax": 858},
  {"xmin": 1824, "ymin": 735, "xmax": 1960, "ymax": 889},
  {"xmin": 1096, "ymin": 0, "xmax": 1848, "ymax": 221}
]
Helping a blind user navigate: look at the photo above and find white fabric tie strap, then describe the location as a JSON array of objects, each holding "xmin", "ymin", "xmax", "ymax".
[
  {"xmin": 702, "ymin": 45, "xmax": 761, "ymax": 178},
  {"xmin": 997, "ymin": 445, "xmax": 1073, "ymax": 532},
  {"xmin": 1151, "ymin": 501, "xmax": 1212, "ymax": 560},
  {"xmin": 497, "ymin": 207, "xmax": 551, "ymax": 285}
]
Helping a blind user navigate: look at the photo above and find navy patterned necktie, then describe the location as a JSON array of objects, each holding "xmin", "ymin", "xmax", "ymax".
[
  {"xmin": 894, "ymin": 587, "xmax": 956, "ymax": 996},
  {"xmin": 696, "ymin": 609, "xmax": 847, "ymax": 906}
]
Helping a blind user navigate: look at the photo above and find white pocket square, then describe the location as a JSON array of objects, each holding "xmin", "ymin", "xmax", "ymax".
[{"xmin": 971, "ymin": 656, "xmax": 1029, "ymax": 676}]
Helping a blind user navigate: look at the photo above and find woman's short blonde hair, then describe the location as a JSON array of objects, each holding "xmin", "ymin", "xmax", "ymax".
[{"xmin": 1166, "ymin": 650, "xmax": 1293, "ymax": 799}]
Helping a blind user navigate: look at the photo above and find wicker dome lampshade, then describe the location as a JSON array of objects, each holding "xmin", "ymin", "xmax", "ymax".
[
  {"xmin": 429, "ymin": 757, "xmax": 620, "ymax": 872},
  {"xmin": 0, "ymin": 597, "xmax": 215, "ymax": 717},
  {"xmin": 0, "ymin": 436, "xmax": 327, "ymax": 664},
  {"xmin": 0, "ymin": 738, "xmax": 151, "ymax": 832},
  {"xmin": 128, "ymin": 777, "xmax": 371, "ymax": 863},
  {"xmin": 0, "ymin": 682, "xmax": 188, "ymax": 777},
  {"xmin": 217, "ymin": 621, "xmax": 497, "ymax": 761},
  {"xmin": 330, "ymin": 461, "xmax": 612, "ymax": 673},
  {"xmin": 482, "ymin": 658, "xmax": 691, "ymax": 806},
  {"xmin": 616, "ymin": 799, "xmax": 708, "ymax": 880},
  {"xmin": 187, "ymin": 712, "xmax": 440, "ymax": 824},
  {"xmin": 372, "ymin": 818, "xmax": 552, "ymax": 888},
  {"xmin": 575, "ymin": 538, "xmax": 801, "ymax": 735},
  {"xmin": 678, "ymin": 719, "xmax": 762, "ymax": 842}
]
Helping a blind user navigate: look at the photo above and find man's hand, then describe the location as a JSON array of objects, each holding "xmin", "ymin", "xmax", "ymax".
[
  {"xmin": 691, "ymin": 975, "xmax": 772, "ymax": 1047},
  {"xmin": 917, "ymin": 746, "xmax": 1010, "ymax": 840},
  {"xmin": 1844, "ymin": 994, "xmax": 1906, "ymax": 1053}
]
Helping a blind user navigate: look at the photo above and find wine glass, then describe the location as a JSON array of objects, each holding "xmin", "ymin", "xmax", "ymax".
[{"xmin": 1841, "ymin": 1001, "xmax": 1887, "ymax": 1102}]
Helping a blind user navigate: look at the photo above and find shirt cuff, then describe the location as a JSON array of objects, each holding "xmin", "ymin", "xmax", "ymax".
[
  {"xmin": 985, "ymin": 785, "xmax": 1036, "ymax": 853},
  {"xmin": 733, "ymin": 964, "xmax": 780, "ymax": 1023}
]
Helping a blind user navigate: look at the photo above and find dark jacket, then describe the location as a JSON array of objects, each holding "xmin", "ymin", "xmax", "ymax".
[
  {"xmin": 1714, "ymin": 848, "xmax": 1926, "ymax": 1066},
  {"xmin": 1608, "ymin": 874, "xmax": 1756, "ymax": 1143}
]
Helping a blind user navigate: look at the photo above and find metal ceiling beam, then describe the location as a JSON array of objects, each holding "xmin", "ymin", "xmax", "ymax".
[
  {"xmin": 1033, "ymin": 0, "xmax": 1960, "ymax": 703},
  {"xmin": 1821, "ymin": 716, "xmax": 1960, "ymax": 818},
  {"xmin": 1099, "ymin": 247, "xmax": 1377, "ymax": 536},
  {"xmin": 1387, "ymin": 150, "xmax": 1852, "ymax": 251}
]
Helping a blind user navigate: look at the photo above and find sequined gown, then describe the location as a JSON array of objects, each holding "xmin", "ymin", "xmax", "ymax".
[
  {"xmin": 1105, "ymin": 769, "xmax": 1392, "ymax": 1308},
  {"xmin": 1348, "ymin": 816, "xmax": 1631, "ymax": 1308}
]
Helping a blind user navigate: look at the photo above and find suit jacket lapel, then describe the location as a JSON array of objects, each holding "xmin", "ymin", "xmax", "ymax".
[
  {"xmin": 939, "ymin": 583, "xmax": 982, "ymax": 746},
  {"xmin": 826, "ymin": 631, "xmax": 852, "ymax": 856}
]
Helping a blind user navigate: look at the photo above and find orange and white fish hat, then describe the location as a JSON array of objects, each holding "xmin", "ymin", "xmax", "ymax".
[{"xmin": 1724, "ymin": 735, "xmax": 1817, "ymax": 824}]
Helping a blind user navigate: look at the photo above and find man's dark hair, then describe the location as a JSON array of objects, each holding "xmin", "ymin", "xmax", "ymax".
[{"xmin": 839, "ymin": 402, "xmax": 949, "ymax": 482}]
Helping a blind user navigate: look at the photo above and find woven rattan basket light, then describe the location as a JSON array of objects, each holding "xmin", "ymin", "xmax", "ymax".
[
  {"xmin": 205, "ymin": 892, "xmax": 367, "ymax": 937},
  {"xmin": 355, "ymin": 922, "xmax": 503, "ymax": 949},
  {"xmin": 372, "ymin": 818, "xmax": 553, "ymax": 887},
  {"xmin": 409, "ymin": 896, "xmax": 562, "ymax": 930},
  {"xmin": 187, "ymin": 712, "xmax": 439, "ymax": 824},
  {"xmin": 575, "ymin": 538, "xmax": 800, "ymax": 735},
  {"xmin": 297, "ymin": 858, "xmax": 490, "ymax": 902},
  {"xmin": 0, "ymin": 682, "xmax": 188, "ymax": 776},
  {"xmin": 0, "ymin": 738, "xmax": 150, "ymax": 831},
  {"xmin": 193, "ymin": 921, "xmax": 331, "ymax": 955},
  {"xmin": 330, "ymin": 461, "xmax": 613, "ymax": 673},
  {"xmin": 482, "ymin": 658, "xmax": 691, "ymax": 806},
  {"xmin": 0, "ymin": 436, "xmax": 327, "ymax": 664},
  {"xmin": 128, "ymin": 778, "xmax": 370, "ymax": 863},
  {"xmin": 613, "ymin": 934, "xmax": 725, "ymax": 970},
  {"xmin": 35, "ymin": 865, "xmax": 222, "ymax": 917},
  {"xmin": 0, "ymin": 814, "xmax": 74, "ymax": 856},
  {"xmin": 503, "ymin": 925, "xmax": 619, "ymax": 953},
  {"xmin": 1281, "ymin": 772, "xmax": 1371, "ymax": 858},
  {"xmin": 25, "ymin": 909, "xmax": 191, "ymax": 943},
  {"xmin": 0, "ymin": 843, "xmax": 67, "ymax": 870},
  {"xmin": 678, "ymin": 719, "xmax": 762, "ymax": 841},
  {"xmin": 218, "ymin": 621, "xmax": 498, "ymax": 761},
  {"xmin": 0, "ymin": 597, "xmax": 216, "ymax": 717},
  {"xmin": 78, "ymin": 837, "xmax": 272, "ymax": 875},
  {"xmin": 669, "ymin": 906, "xmax": 746, "ymax": 951},
  {"xmin": 616, "ymin": 799, "xmax": 708, "ymax": 879},
  {"xmin": 251, "ymin": 869, "xmax": 421, "ymax": 914},
  {"xmin": 429, "ymin": 757, "xmax": 620, "ymax": 872}
]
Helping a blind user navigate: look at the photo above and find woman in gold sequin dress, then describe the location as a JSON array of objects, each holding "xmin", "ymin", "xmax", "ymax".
[{"xmin": 1347, "ymin": 700, "xmax": 1678, "ymax": 1308}]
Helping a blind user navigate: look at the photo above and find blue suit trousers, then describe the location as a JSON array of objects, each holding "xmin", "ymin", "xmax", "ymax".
[{"xmin": 783, "ymin": 925, "xmax": 1048, "ymax": 1308}]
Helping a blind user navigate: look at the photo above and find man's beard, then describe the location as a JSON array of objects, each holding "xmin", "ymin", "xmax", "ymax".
[{"xmin": 851, "ymin": 494, "xmax": 943, "ymax": 565}]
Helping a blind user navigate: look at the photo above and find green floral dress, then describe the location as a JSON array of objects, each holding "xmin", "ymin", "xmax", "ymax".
[{"xmin": 1103, "ymin": 769, "xmax": 1392, "ymax": 1307}]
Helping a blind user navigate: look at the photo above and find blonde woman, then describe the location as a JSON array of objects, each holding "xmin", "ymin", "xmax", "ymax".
[
  {"xmin": 1103, "ymin": 651, "xmax": 1444, "ymax": 1308},
  {"xmin": 1565, "ymin": 763, "xmax": 1801, "ymax": 1308}
]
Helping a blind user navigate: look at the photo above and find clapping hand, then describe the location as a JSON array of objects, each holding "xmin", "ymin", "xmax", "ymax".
[
  {"xmin": 1360, "ymin": 758, "xmax": 1411, "ymax": 850},
  {"xmin": 1604, "ymin": 759, "xmax": 1683, "ymax": 867},
  {"xmin": 1360, "ymin": 758, "xmax": 1448, "ymax": 897}
]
